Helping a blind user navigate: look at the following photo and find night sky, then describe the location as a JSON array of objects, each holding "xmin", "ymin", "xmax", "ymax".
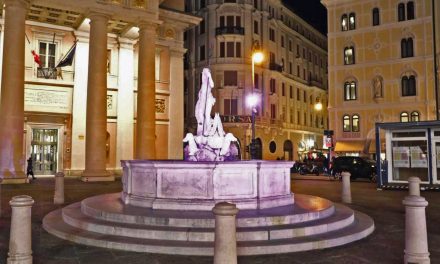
[{"xmin": 283, "ymin": 0, "xmax": 327, "ymax": 35}]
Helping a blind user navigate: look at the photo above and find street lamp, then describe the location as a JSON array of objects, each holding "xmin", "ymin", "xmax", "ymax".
[{"xmin": 248, "ymin": 49, "xmax": 264, "ymax": 159}]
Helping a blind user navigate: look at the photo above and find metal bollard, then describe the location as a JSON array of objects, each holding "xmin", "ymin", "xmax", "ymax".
[
  {"xmin": 54, "ymin": 172, "xmax": 65, "ymax": 204},
  {"xmin": 403, "ymin": 195, "xmax": 430, "ymax": 264},
  {"xmin": 7, "ymin": 195, "xmax": 34, "ymax": 264},
  {"xmin": 341, "ymin": 171, "xmax": 352, "ymax": 203},
  {"xmin": 212, "ymin": 202, "xmax": 239, "ymax": 264},
  {"xmin": 408, "ymin": 176, "xmax": 421, "ymax": 196}
]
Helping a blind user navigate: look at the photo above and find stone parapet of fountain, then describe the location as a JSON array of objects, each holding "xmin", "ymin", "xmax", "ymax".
[{"xmin": 121, "ymin": 160, "xmax": 294, "ymax": 210}]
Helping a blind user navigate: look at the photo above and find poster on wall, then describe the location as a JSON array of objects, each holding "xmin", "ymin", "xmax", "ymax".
[
  {"xmin": 410, "ymin": 146, "xmax": 427, "ymax": 168},
  {"xmin": 392, "ymin": 146, "xmax": 410, "ymax": 168}
]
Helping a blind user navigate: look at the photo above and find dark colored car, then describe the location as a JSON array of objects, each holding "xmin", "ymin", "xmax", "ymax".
[{"xmin": 331, "ymin": 156, "xmax": 377, "ymax": 182}]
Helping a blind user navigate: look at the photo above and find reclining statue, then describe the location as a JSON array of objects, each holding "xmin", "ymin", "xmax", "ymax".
[{"xmin": 183, "ymin": 68, "xmax": 239, "ymax": 161}]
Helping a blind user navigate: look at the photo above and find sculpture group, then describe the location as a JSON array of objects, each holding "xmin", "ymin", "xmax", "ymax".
[{"xmin": 183, "ymin": 68, "xmax": 239, "ymax": 161}]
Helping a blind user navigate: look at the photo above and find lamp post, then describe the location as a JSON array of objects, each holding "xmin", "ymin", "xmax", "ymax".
[{"xmin": 248, "ymin": 50, "xmax": 264, "ymax": 159}]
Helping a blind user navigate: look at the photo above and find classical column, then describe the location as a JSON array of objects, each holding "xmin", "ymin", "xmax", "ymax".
[
  {"xmin": 0, "ymin": 0, "xmax": 29, "ymax": 183},
  {"xmin": 168, "ymin": 47, "xmax": 186, "ymax": 159},
  {"xmin": 136, "ymin": 21, "xmax": 158, "ymax": 159},
  {"xmin": 70, "ymin": 31, "xmax": 89, "ymax": 175},
  {"xmin": 82, "ymin": 12, "xmax": 113, "ymax": 182},
  {"xmin": 116, "ymin": 38, "xmax": 135, "ymax": 166}
]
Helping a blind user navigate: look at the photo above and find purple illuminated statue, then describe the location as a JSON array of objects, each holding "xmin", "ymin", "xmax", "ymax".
[{"xmin": 183, "ymin": 68, "xmax": 239, "ymax": 161}]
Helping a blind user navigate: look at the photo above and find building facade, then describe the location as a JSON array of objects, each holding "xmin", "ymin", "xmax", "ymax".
[
  {"xmin": 0, "ymin": 0, "xmax": 199, "ymax": 183},
  {"xmin": 184, "ymin": 0, "xmax": 328, "ymax": 161},
  {"xmin": 322, "ymin": 0, "xmax": 440, "ymax": 157}
]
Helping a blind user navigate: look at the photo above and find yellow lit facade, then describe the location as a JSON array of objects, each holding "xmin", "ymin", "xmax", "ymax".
[{"xmin": 322, "ymin": 0, "xmax": 440, "ymax": 156}]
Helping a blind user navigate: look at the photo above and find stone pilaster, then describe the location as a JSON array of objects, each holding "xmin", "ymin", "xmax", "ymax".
[
  {"xmin": 70, "ymin": 31, "xmax": 89, "ymax": 175},
  {"xmin": 136, "ymin": 21, "xmax": 158, "ymax": 159},
  {"xmin": 0, "ymin": 0, "xmax": 30, "ymax": 183},
  {"xmin": 116, "ymin": 37, "xmax": 135, "ymax": 166},
  {"xmin": 168, "ymin": 47, "xmax": 186, "ymax": 159},
  {"xmin": 82, "ymin": 12, "xmax": 113, "ymax": 181}
]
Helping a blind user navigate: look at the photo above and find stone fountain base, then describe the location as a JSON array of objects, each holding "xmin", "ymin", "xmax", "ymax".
[{"xmin": 42, "ymin": 160, "xmax": 374, "ymax": 255}]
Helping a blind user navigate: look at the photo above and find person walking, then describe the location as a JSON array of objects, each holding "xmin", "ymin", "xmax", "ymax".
[{"xmin": 26, "ymin": 157, "xmax": 36, "ymax": 180}]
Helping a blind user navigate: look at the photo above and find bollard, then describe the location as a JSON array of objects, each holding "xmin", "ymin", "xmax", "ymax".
[
  {"xmin": 7, "ymin": 195, "xmax": 34, "ymax": 264},
  {"xmin": 408, "ymin": 176, "xmax": 421, "ymax": 196},
  {"xmin": 212, "ymin": 202, "xmax": 239, "ymax": 264},
  {"xmin": 54, "ymin": 172, "xmax": 65, "ymax": 204},
  {"xmin": 403, "ymin": 195, "xmax": 430, "ymax": 264},
  {"xmin": 341, "ymin": 171, "xmax": 352, "ymax": 203}
]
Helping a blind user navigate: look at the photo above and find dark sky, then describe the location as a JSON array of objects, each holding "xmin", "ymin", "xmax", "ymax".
[{"xmin": 282, "ymin": 0, "xmax": 327, "ymax": 35}]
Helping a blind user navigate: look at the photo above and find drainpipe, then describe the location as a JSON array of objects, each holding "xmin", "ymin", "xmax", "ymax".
[{"xmin": 433, "ymin": 0, "xmax": 439, "ymax": 120}]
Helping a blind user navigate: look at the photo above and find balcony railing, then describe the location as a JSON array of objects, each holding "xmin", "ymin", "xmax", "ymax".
[
  {"xmin": 215, "ymin": 26, "xmax": 245, "ymax": 36},
  {"xmin": 37, "ymin": 67, "xmax": 58, "ymax": 80},
  {"xmin": 269, "ymin": 63, "xmax": 283, "ymax": 72}
]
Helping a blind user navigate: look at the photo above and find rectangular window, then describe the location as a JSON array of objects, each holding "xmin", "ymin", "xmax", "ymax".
[
  {"xmin": 224, "ymin": 71, "xmax": 238, "ymax": 86},
  {"xmin": 235, "ymin": 42, "xmax": 241, "ymax": 57},
  {"xmin": 303, "ymin": 90, "xmax": 306, "ymax": 102},
  {"xmin": 269, "ymin": 28, "xmax": 275, "ymax": 41},
  {"xmin": 282, "ymin": 83, "xmax": 285, "ymax": 96},
  {"xmin": 254, "ymin": 21, "xmax": 259, "ymax": 34},
  {"xmin": 289, "ymin": 62, "xmax": 292, "ymax": 74},
  {"xmin": 296, "ymin": 88, "xmax": 300, "ymax": 101},
  {"xmin": 236, "ymin": 16, "xmax": 241, "ymax": 27},
  {"xmin": 227, "ymin": 42, "xmax": 234, "ymax": 57},
  {"xmin": 220, "ymin": 42, "xmax": 225, "ymax": 57},
  {"xmin": 290, "ymin": 108, "xmax": 294, "ymax": 123},
  {"xmin": 297, "ymin": 111, "xmax": 300, "ymax": 124},
  {"xmin": 297, "ymin": 65, "xmax": 300, "ymax": 76},
  {"xmin": 224, "ymin": 99, "xmax": 238, "ymax": 115},
  {"xmin": 199, "ymin": 20, "xmax": 205, "ymax": 34},
  {"xmin": 270, "ymin": 78, "xmax": 276, "ymax": 94},
  {"xmin": 289, "ymin": 40, "xmax": 292, "ymax": 52},
  {"xmin": 254, "ymin": 73, "xmax": 259, "ymax": 89},
  {"xmin": 200, "ymin": 45, "xmax": 205, "ymax": 61},
  {"xmin": 270, "ymin": 104, "xmax": 276, "ymax": 119},
  {"xmin": 289, "ymin": 86, "xmax": 293, "ymax": 99},
  {"xmin": 226, "ymin": 16, "xmax": 234, "ymax": 27},
  {"xmin": 281, "ymin": 35, "xmax": 285, "ymax": 47},
  {"xmin": 39, "ymin": 41, "xmax": 56, "ymax": 68},
  {"xmin": 220, "ymin": 16, "xmax": 225, "ymax": 27}
]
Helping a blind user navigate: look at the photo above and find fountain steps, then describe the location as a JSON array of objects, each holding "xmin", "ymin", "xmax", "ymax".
[{"xmin": 43, "ymin": 193, "xmax": 374, "ymax": 256}]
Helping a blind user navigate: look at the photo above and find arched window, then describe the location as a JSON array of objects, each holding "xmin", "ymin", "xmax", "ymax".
[
  {"xmin": 352, "ymin": 115, "xmax": 360, "ymax": 132},
  {"xmin": 401, "ymin": 39, "xmax": 407, "ymax": 58},
  {"xmin": 402, "ymin": 75, "xmax": 416, "ymax": 96},
  {"xmin": 398, "ymin": 3, "xmax": 405, "ymax": 21},
  {"xmin": 344, "ymin": 81, "xmax": 357, "ymax": 100},
  {"xmin": 344, "ymin": 46, "xmax": 355, "ymax": 65},
  {"xmin": 400, "ymin": 112, "xmax": 409, "ymax": 122},
  {"xmin": 407, "ymin": 38, "xmax": 413, "ymax": 57},
  {"xmin": 407, "ymin": 1, "xmax": 415, "ymax": 20},
  {"xmin": 341, "ymin": 14, "xmax": 348, "ymax": 31},
  {"xmin": 410, "ymin": 111, "xmax": 420, "ymax": 122},
  {"xmin": 343, "ymin": 115, "xmax": 351, "ymax": 132},
  {"xmin": 348, "ymin": 13, "xmax": 356, "ymax": 30},
  {"xmin": 372, "ymin": 8, "xmax": 380, "ymax": 26},
  {"xmin": 401, "ymin": 38, "xmax": 414, "ymax": 58}
]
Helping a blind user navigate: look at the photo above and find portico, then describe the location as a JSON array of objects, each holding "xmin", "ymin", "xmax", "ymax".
[{"xmin": 0, "ymin": 0, "xmax": 200, "ymax": 183}]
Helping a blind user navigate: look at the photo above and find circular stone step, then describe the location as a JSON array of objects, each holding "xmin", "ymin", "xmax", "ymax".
[
  {"xmin": 80, "ymin": 193, "xmax": 335, "ymax": 228},
  {"xmin": 42, "ymin": 193, "xmax": 375, "ymax": 256}
]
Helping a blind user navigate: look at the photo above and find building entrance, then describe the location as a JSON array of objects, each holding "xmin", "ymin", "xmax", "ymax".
[{"xmin": 31, "ymin": 128, "xmax": 58, "ymax": 175}]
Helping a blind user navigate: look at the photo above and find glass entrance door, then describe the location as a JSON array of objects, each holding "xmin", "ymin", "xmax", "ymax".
[{"xmin": 31, "ymin": 129, "xmax": 58, "ymax": 175}]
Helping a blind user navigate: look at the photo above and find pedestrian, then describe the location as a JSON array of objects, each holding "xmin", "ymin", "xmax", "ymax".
[{"xmin": 26, "ymin": 157, "xmax": 36, "ymax": 180}]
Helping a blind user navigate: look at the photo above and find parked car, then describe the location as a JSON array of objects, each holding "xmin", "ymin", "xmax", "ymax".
[{"xmin": 331, "ymin": 156, "xmax": 377, "ymax": 182}]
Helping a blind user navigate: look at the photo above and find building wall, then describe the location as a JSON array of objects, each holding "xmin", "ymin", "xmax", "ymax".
[
  {"xmin": 185, "ymin": 0, "xmax": 328, "ymax": 161},
  {"xmin": 322, "ymin": 0, "xmax": 438, "ymax": 156}
]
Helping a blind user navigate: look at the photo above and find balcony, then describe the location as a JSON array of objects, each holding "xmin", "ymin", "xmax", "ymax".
[
  {"xmin": 215, "ymin": 26, "xmax": 245, "ymax": 36},
  {"xmin": 269, "ymin": 63, "xmax": 283, "ymax": 72},
  {"xmin": 37, "ymin": 67, "xmax": 58, "ymax": 80}
]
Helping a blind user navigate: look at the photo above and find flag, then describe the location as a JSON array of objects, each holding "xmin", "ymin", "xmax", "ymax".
[
  {"xmin": 31, "ymin": 50, "xmax": 42, "ymax": 66},
  {"xmin": 56, "ymin": 42, "xmax": 76, "ymax": 68}
]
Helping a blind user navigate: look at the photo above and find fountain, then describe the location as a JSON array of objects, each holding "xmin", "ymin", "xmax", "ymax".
[{"xmin": 43, "ymin": 68, "xmax": 374, "ymax": 256}]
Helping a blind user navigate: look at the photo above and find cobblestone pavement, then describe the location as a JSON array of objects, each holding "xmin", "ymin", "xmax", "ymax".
[{"xmin": 0, "ymin": 176, "xmax": 439, "ymax": 264}]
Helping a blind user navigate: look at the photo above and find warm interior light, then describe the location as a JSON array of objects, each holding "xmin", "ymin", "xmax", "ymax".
[
  {"xmin": 247, "ymin": 94, "xmax": 259, "ymax": 108},
  {"xmin": 252, "ymin": 51, "xmax": 264, "ymax": 64}
]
